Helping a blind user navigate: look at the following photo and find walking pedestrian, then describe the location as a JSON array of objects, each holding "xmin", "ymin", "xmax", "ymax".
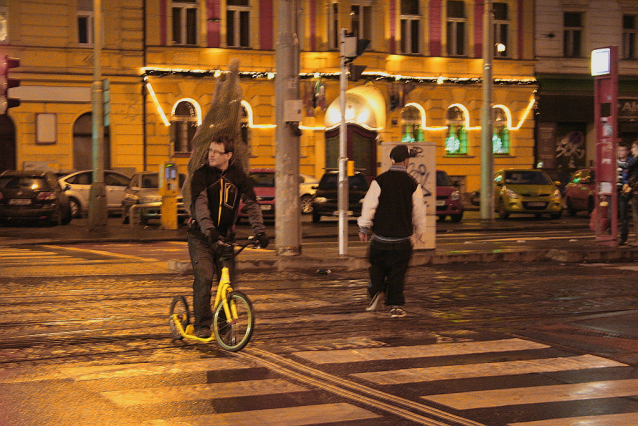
[
  {"xmin": 358, "ymin": 144, "xmax": 427, "ymax": 318},
  {"xmin": 617, "ymin": 143, "xmax": 632, "ymax": 245}
]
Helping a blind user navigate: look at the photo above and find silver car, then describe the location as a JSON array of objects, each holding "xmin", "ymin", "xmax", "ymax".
[
  {"xmin": 121, "ymin": 171, "xmax": 187, "ymax": 225},
  {"xmin": 59, "ymin": 170, "xmax": 131, "ymax": 217}
]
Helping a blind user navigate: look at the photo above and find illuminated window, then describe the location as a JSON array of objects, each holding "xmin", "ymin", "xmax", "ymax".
[
  {"xmin": 400, "ymin": 105, "xmax": 423, "ymax": 142},
  {"xmin": 623, "ymin": 15, "xmax": 638, "ymax": 59},
  {"xmin": 445, "ymin": 106, "xmax": 467, "ymax": 154},
  {"xmin": 493, "ymin": 2, "xmax": 509, "ymax": 58},
  {"xmin": 77, "ymin": 0, "xmax": 93, "ymax": 46},
  {"xmin": 447, "ymin": 1, "xmax": 466, "ymax": 57},
  {"xmin": 171, "ymin": 101, "xmax": 198, "ymax": 154},
  {"xmin": 492, "ymin": 107, "xmax": 509, "ymax": 154},
  {"xmin": 563, "ymin": 12, "xmax": 582, "ymax": 58},
  {"xmin": 227, "ymin": 0, "xmax": 250, "ymax": 48},
  {"xmin": 400, "ymin": 0, "xmax": 420, "ymax": 54},
  {"xmin": 173, "ymin": 0, "xmax": 198, "ymax": 46}
]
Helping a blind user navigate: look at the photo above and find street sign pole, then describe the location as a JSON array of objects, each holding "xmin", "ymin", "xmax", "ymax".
[{"xmin": 338, "ymin": 28, "xmax": 349, "ymax": 256}]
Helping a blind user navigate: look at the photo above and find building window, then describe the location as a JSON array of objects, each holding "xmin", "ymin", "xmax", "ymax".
[
  {"xmin": 351, "ymin": 2, "xmax": 372, "ymax": 49},
  {"xmin": 563, "ymin": 12, "xmax": 582, "ymax": 58},
  {"xmin": 0, "ymin": 0, "xmax": 8, "ymax": 43},
  {"xmin": 172, "ymin": 0, "xmax": 198, "ymax": 46},
  {"xmin": 77, "ymin": 0, "xmax": 94, "ymax": 46},
  {"xmin": 447, "ymin": 1, "xmax": 466, "ymax": 57},
  {"xmin": 493, "ymin": 2, "xmax": 509, "ymax": 57},
  {"xmin": 227, "ymin": 0, "xmax": 250, "ymax": 48},
  {"xmin": 623, "ymin": 15, "xmax": 638, "ymax": 59},
  {"xmin": 400, "ymin": 0, "xmax": 420, "ymax": 54},
  {"xmin": 171, "ymin": 101, "xmax": 198, "ymax": 154},
  {"xmin": 445, "ymin": 106, "xmax": 467, "ymax": 154},
  {"xmin": 401, "ymin": 105, "xmax": 423, "ymax": 142},
  {"xmin": 492, "ymin": 107, "xmax": 509, "ymax": 154},
  {"xmin": 329, "ymin": 2, "xmax": 339, "ymax": 50}
]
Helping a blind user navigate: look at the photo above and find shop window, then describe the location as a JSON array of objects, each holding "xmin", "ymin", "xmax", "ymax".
[
  {"xmin": 400, "ymin": 105, "xmax": 423, "ymax": 142},
  {"xmin": 400, "ymin": 0, "xmax": 420, "ymax": 54},
  {"xmin": 227, "ymin": 0, "xmax": 250, "ymax": 48},
  {"xmin": 171, "ymin": 100, "xmax": 198, "ymax": 154},
  {"xmin": 445, "ymin": 105, "xmax": 467, "ymax": 154},
  {"xmin": 623, "ymin": 15, "xmax": 637, "ymax": 60},
  {"xmin": 446, "ymin": 1, "xmax": 466, "ymax": 57},
  {"xmin": 493, "ymin": 2, "xmax": 509, "ymax": 58},
  {"xmin": 173, "ymin": 0, "xmax": 198, "ymax": 46},
  {"xmin": 492, "ymin": 107, "xmax": 509, "ymax": 154},
  {"xmin": 563, "ymin": 12, "xmax": 582, "ymax": 58},
  {"xmin": 351, "ymin": 2, "xmax": 372, "ymax": 49}
]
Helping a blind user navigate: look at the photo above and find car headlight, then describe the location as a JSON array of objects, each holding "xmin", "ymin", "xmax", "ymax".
[
  {"xmin": 504, "ymin": 188, "xmax": 519, "ymax": 199},
  {"xmin": 314, "ymin": 197, "xmax": 328, "ymax": 203},
  {"xmin": 551, "ymin": 189, "xmax": 561, "ymax": 198},
  {"xmin": 451, "ymin": 190, "xmax": 461, "ymax": 201},
  {"xmin": 141, "ymin": 195, "xmax": 161, "ymax": 203}
]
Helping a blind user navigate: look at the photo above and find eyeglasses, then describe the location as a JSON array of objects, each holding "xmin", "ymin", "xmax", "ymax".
[{"xmin": 209, "ymin": 150, "xmax": 228, "ymax": 156}]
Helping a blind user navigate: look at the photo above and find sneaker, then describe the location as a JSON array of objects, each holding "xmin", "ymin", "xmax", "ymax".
[
  {"xmin": 366, "ymin": 292, "xmax": 385, "ymax": 311},
  {"xmin": 390, "ymin": 306, "xmax": 406, "ymax": 318},
  {"xmin": 194, "ymin": 327, "xmax": 211, "ymax": 338}
]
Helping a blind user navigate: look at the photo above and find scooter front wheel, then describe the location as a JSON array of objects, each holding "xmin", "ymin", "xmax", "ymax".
[{"xmin": 213, "ymin": 291, "xmax": 254, "ymax": 352}]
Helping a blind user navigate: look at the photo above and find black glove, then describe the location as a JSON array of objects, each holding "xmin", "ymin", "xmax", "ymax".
[
  {"xmin": 204, "ymin": 228, "xmax": 222, "ymax": 245},
  {"xmin": 256, "ymin": 232, "xmax": 269, "ymax": 248}
]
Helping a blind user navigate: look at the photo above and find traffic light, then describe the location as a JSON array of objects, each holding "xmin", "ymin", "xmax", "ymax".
[
  {"xmin": 342, "ymin": 32, "xmax": 370, "ymax": 64},
  {"xmin": 0, "ymin": 56, "xmax": 20, "ymax": 114}
]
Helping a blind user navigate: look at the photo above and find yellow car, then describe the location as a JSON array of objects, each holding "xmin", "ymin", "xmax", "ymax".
[{"xmin": 494, "ymin": 169, "xmax": 563, "ymax": 219}]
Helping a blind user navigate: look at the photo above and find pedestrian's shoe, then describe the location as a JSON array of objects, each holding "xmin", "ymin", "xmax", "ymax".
[
  {"xmin": 366, "ymin": 292, "xmax": 385, "ymax": 311},
  {"xmin": 194, "ymin": 327, "xmax": 211, "ymax": 338},
  {"xmin": 390, "ymin": 306, "xmax": 406, "ymax": 318}
]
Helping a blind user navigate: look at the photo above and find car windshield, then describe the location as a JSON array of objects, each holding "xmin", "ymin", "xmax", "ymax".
[
  {"xmin": 436, "ymin": 171, "xmax": 453, "ymax": 186},
  {"xmin": 0, "ymin": 176, "xmax": 50, "ymax": 190},
  {"xmin": 250, "ymin": 173, "xmax": 275, "ymax": 187},
  {"xmin": 504, "ymin": 171, "xmax": 552, "ymax": 185},
  {"xmin": 319, "ymin": 174, "xmax": 367, "ymax": 190}
]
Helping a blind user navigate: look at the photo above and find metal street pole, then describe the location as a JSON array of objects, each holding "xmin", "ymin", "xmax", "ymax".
[
  {"xmin": 274, "ymin": 0, "xmax": 301, "ymax": 255},
  {"xmin": 338, "ymin": 28, "xmax": 349, "ymax": 256},
  {"xmin": 88, "ymin": 0, "xmax": 107, "ymax": 230},
  {"xmin": 480, "ymin": 0, "xmax": 494, "ymax": 223}
]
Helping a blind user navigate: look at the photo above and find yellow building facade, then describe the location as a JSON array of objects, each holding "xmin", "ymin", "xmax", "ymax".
[{"xmin": 2, "ymin": 0, "xmax": 537, "ymax": 198}]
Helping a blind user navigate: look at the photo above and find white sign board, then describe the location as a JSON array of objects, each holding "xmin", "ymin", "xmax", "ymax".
[{"xmin": 380, "ymin": 142, "xmax": 436, "ymax": 250}]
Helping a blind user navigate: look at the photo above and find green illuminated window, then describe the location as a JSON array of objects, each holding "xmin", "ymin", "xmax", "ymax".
[
  {"xmin": 445, "ymin": 106, "xmax": 467, "ymax": 154},
  {"xmin": 492, "ymin": 107, "xmax": 509, "ymax": 154}
]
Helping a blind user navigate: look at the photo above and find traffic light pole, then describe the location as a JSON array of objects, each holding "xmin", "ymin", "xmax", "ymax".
[
  {"xmin": 480, "ymin": 0, "xmax": 494, "ymax": 223},
  {"xmin": 88, "ymin": 0, "xmax": 107, "ymax": 230},
  {"xmin": 338, "ymin": 28, "xmax": 349, "ymax": 256}
]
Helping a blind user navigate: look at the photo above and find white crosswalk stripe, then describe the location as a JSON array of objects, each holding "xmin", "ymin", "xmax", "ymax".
[{"xmin": 291, "ymin": 338, "xmax": 638, "ymax": 425}]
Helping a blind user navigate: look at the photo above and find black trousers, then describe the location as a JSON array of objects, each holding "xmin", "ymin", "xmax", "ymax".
[
  {"xmin": 367, "ymin": 238, "xmax": 413, "ymax": 306},
  {"xmin": 187, "ymin": 229, "xmax": 236, "ymax": 330}
]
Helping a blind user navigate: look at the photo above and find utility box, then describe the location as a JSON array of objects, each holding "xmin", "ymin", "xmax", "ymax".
[
  {"xmin": 159, "ymin": 162, "xmax": 179, "ymax": 230},
  {"xmin": 380, "ymin": 142, "xmax": 436, "ymax": 250}
]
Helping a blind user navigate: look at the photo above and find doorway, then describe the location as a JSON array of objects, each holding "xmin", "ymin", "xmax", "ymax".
[
  {"xmin": 325, "ymin": 124, "xmax": 377, "ymax": 180},
  {"xmin": 73, "ymin": 112, "xmax": 110, "ymax": 170},
  {"xmin": 0, "ymin": 115, "xmax": 16, "ymax": 172}
]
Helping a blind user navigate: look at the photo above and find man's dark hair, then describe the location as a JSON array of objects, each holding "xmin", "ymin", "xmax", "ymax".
[
  {"xmin": 214, "ymin": 135, "xmax": 235, "ymax": 153},
  {"xmin": 619, "ymin": 142, "xmax": 630, "ymax": 149}
]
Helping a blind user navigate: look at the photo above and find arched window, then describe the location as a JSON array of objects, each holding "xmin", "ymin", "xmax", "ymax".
[
  {"xmin": 171, "ymin": 100, "xmax": 198, "ymax": 154},
  {"xmin": 445, "ymin": 105, "xmax": 467, "ymax": 154},
  {"xmin": 492, "ymin": 106, "xmax": 509, "ymax": 154},
  {"xmin": 400, "ymin": 105, "xmax": 423, "ymax": 142}
]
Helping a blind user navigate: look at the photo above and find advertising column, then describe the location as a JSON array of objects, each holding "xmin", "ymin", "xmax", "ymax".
[
  {"xmin": 381, "ymin": 142, "xmax": 436, "ymax": 250},
  {"xmin": 592, "ymin": 47, "xmax": 618, "ymax": 246}
]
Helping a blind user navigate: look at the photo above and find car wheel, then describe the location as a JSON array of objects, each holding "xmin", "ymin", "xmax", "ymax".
[
  {"xmin": 587, "ymin": 197, "xmax": 594, "ymax": 214},
  {"xmin": 68, "ymin": 198, "xmax": 82, "ymax": 218},
  {"xmin": 497, "ymin": 199, "xmax": 510, "ymax": 219},
  {"xmin": 550, "ymin": 210, "xmax": 563, "ymax": 219},
  {"xmin": 312, "ymin": 212, "xmax": 321, "ymax": 223},
  {"xmin": 61, "ymin": 205, "xmax": 73, "ymax": 225},
  {"xmin": 451, "ymin": 213, "xmax": 463, "ymax": 223},
  {"xmin": 301, "ymin": 195, "xmax": 313, "ymax": 214},
  {"xmin": 49, "ymin": 207, "xmax": 62, "ymax": 226},
  {"xmin": 566, "ymin": 198, "xmax": 577, "ymax": 216}
]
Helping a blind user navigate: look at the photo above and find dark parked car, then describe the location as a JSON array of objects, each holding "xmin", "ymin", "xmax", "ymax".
[
  {"xmin": 121, "ymin": 171, "xmax": 187, "ymax": 225},
  {"xmin": 436, "ymin": 170, "xmax": 464, "ymax": 222},
  {"xmin": 238, "ymin": 168, "xmax": 276, "ymax": 220},
  {"xmin": 311, "ymin": 171, "xmax": 369, "ymax": 223},
  {"xmin": 0, "ymin": 170, "xmax": 73, "ymax": 226},
  {"xmin": 564, "ymin": 168, "xmax": 596, "ymax": 216}
]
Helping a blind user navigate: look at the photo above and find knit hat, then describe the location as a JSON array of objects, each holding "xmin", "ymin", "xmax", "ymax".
[{"xmin": 390, "ymin": 145, "xmax": 411, "ymax": 163}]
